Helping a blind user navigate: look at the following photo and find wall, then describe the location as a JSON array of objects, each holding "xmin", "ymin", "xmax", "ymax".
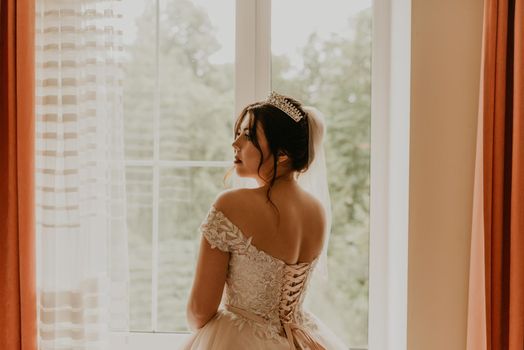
[{"xmin": 408, "ymin": 1, "xmax": 484, "ymax": 349}]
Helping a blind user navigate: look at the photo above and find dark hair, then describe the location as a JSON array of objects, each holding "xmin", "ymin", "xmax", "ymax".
[{"xmin": 224, "ymin": 95, "xmax": 309, "ymax": 218}]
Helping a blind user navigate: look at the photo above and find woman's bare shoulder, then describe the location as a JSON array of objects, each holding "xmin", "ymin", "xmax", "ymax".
[
  {"xmin": 296, "ymin": 188, "xmax": 325, "ymax": 216},
  {"xmin": 213, "ymin": 186, "xmax": 325, "ymax": 232},
  {"xmin": 212, "ymin": 188, "xmax": 253, "ymax": 218}
]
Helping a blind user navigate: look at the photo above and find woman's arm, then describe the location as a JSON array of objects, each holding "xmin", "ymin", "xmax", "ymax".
[{"xmin": 186, "ymin": 235, "xmax": 229, "ymax": 330}]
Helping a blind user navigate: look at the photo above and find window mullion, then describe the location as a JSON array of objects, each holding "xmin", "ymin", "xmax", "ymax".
[
  {"xmin": 235, "ymin": 0, "xmax": 271, "ymax": 115},
  {"xmin": 235, "ymin": 0, "xmax": 256, "ymax": 114},
  {"xmin": 125, "ymin": 160, "xmax": 232, "ymax": 168},
  {"xmin": 151, "ymin": 0, "xmax": 161, "ymax": 332},
  {"xmin": 254, "ymin": 0, "xmax": 271, "ymax": 100}
]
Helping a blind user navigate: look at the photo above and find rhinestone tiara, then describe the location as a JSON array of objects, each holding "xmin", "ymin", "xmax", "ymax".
[{"xmin": 266, "ymin": 91, "xmax": 304, "ymax": 122}]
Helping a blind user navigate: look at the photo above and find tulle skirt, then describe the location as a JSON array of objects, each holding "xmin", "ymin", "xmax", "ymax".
[{"xmin": 180, "ymin": 309, "xmax": 347, "ymax": 350}]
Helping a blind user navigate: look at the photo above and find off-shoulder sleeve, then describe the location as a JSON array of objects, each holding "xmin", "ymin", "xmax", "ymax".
[{"xmin": 199, "ymin": 205, "xmax": 250, "ymax": 253}]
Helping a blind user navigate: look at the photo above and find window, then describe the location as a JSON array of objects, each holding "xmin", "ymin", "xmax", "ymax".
[
  {"xmin": 113, "ymin": 0, "xmax": 410, "ymax": 349},
  {"xmin": 122, "ymin": 0, "xmax": 236, "ymax": 333}
]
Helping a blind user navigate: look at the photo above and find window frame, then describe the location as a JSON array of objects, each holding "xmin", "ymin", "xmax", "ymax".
[
  {"xmin": 368, "ymin": 0, "xmax": 411, "ymax": 349},
  {"xmin": 111, "ymin": 0, "xmax": 411, "ymax": 349}
]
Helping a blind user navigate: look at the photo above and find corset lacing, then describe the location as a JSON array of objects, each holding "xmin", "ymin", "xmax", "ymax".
[
  {"xmin": 273, "ymin": 263, "xmax": 325, "ymax": 350},
  {"xmin": 225, "ymin": 261, "xmax": 326, "ymax": 350}
]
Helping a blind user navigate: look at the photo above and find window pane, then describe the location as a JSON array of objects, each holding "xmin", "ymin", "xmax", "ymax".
[
  {"xmin": 157, "ymin": 166, "xmax": 231, "ymax": 331},
  {"xmin": 272, "ymin": 1, "xmax": 372, "ymax": 347},
  {"xmin": 126, "ymin": 166, "xmax": 154, "ymax": 331},
  {"xmin": 123, "ymin": 0, "xmax": 155, "ymax": 160},
  {"xmin": 123, "ymin": 0, "xmax": 235, "ymax": 331},
  {"xmin": 158, "ymin": 0, "xmax": 235, "ymax": 162}
]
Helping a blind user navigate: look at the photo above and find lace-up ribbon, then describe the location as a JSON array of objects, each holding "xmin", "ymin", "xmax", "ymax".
[
  {"xmin": 225, "ymin": 304, "xmax": 326, "ymax": 350},
  {"xmin": 226, "ymin": 304, "xmax": 326, "ymax": 350},
  {"xmin": 225, "ymin": 262, "xmax": 326, "ymax": 350}
]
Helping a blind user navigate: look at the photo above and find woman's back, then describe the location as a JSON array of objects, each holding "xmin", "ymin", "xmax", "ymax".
[
  {"xmin": 182, "ymin": 192, "xmax": 346, "ymax": 349},
  {"xmin": 215, "ymin": 182, "xmax": 326, "ymax": 265}
]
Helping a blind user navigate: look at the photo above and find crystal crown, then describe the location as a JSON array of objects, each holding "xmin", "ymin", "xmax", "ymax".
[{"xmin": 266, "ymin": 91, "xmax": 304, "ymax": 122}]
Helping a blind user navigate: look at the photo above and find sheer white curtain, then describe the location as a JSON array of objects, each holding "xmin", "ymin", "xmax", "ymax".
[{"xmin": 35, "ymin": 1, "xmax": 128, "ymax": 349}]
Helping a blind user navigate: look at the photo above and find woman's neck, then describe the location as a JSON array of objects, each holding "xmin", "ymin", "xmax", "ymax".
[{"xmin": 256, "ymin": 171, "xmax": 297, "ymax": 188}]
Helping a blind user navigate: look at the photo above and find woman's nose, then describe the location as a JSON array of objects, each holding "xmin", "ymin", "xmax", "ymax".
[{"xmin": 232, "ymin": 138, "xmax": 240, "ymax": 150}]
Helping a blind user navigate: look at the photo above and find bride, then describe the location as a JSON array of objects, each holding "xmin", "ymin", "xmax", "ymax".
[{"xmin": 181, "ymin": 92, "xmax": 347, "ymax": 349}]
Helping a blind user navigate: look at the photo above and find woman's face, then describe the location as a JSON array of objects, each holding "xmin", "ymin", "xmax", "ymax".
[{"xmin": 232, "ymin": 113, "xmax": 274, "ymax": 183}]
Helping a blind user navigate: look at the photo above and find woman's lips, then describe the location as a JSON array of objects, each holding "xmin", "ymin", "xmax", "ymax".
[{"xmin": 234, "ymin": 157, "xmax": 242, "ymax": 164}]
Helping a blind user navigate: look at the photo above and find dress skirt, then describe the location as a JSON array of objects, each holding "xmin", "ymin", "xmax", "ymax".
[{"xmin": 180, "ymin": 308, "xmax": 348, "ymax": 350}]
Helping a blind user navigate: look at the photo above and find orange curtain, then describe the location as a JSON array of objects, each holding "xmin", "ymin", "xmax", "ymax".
[
  {"xmin": 0, "ymin": 0, "xmax": 37, "ymax": 349},
  {"xmin": 467, "ymin": 0, "xmax": 524, "ymax": 349}
]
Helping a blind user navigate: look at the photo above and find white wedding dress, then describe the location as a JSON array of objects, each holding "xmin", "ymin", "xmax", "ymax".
[{"xmin": 180, "ymin": 205, "xmax": 347, "ymax": 350}]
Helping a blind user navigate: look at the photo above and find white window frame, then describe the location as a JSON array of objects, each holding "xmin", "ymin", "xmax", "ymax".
[
  {"xmin": 368, "ymin": 0, "xmax": 410, "ymax": 349},
  {"xmin": 111, "ymin": 0, "xmax": 411, "ymax": 349}
]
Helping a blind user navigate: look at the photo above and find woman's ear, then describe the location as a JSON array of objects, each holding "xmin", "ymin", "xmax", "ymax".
[{"xmin": 277, "ymin": 152, "xmax": 289, "ymax": 163}]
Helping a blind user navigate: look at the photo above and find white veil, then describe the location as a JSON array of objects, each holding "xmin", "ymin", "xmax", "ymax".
[{"xmin": 297, "ymin": 106, "xmax": 332, "ymax": 281}]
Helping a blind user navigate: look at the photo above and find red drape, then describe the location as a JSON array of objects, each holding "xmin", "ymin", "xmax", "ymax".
[
  {"xmin": 0, "ymin": 0, "xmax": 37, "ymax": 349},
  {"xmin": 467, "ymin": 0, "xmax": 524, "ymax": 349}
]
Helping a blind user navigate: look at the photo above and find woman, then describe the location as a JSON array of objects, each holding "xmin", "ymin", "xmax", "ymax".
[{"xmin": 181, "ymin": 92, "xmax": 347, "ymax": 349}]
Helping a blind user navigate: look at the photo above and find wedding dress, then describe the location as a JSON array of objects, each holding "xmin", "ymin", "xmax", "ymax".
[{"xmin": 180, "ymin": 205, "xmax": 348, "ymax": 350}]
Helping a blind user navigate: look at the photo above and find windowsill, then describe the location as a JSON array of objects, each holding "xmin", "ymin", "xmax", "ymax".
[{"xmin": 110, "ymin": 331, "xmax": 192, "ymax": 350}]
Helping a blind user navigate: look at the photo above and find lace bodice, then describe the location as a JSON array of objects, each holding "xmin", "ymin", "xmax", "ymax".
[{"xmin": 200, "ymin": 205, "xmax": 320, "ymax": 343}]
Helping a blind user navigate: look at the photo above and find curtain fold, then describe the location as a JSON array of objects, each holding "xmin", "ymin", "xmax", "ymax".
[
  {"xmin": 508, "ymin": 0, "xmax": 524, "ymax": 347},
  {"xmin": 467, "ymin": 0, "xmax": 524, "ymax": 349},
  {"xmin": 35, "ymin": 1, "xmax": 129, "ymax": 349},
  {"xmin": 0, "ymin": 0, "xmax": 37, "ymax": 350}
]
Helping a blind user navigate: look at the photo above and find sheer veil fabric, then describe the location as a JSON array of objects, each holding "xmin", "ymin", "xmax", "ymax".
[{"xmin": 297, "ymin": 106, "xmax": 332, "ymax": 281}]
